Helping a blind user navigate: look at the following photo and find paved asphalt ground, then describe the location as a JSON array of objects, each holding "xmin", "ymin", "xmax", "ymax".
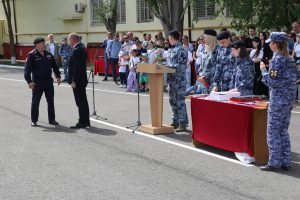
[{"xmin": 0, "ymin": 65, "xmax": 300, "ymax": 200}]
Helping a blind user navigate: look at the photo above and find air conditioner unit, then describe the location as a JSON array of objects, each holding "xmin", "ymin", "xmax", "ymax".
[{"xmin": 75, "ymin": 3, "xmax": 85, "ymax": 13}]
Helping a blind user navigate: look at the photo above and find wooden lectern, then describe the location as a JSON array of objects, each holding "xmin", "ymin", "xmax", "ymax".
[{"xmin": 137, "ymin": 63, "xmax": 176, "ymax": 134}]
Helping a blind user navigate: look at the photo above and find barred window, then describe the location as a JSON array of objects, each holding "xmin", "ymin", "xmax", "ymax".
[
  {"xmin": 90, "ymin": 0, "xmax": 101, "ymax": 25},
  {"xmin": 116, "ymin": 0, "xmax": 126, "ymax": 24},
  {"xmin": 225, "ymin": 5, "xmax": 233, "ymax": 17},
  {"xmin": 90, "ymin": 0, "xmax": 126, "ymax": 26},
  {"xmin": 226, "ymin": 1, "xmax": 253, "ymax": 18},
  {"xmin": 137, "ymin": 0, "xmax": 154, "ymax": 23},
  {"xmin": 193, "ymin": 0, "xmax": 215, "ymax": 20}
]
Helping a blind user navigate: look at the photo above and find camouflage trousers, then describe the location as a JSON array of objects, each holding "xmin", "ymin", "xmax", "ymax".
[
  {"xmin": 168, "ymin": 74, "xmax": 188, "ymax": 125},
  {"xmin": 267, "ymin": 101, "xmax": 293, "ymax": 168}
]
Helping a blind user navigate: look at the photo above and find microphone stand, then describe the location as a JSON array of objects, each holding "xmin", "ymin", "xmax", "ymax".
[
  {"xmin": 88, "ymin": 48, "xmax": 107, "ymax": 120},
  {"xmin": 127, "ymin": 48, "xmax": 160, "ymax": 133},
  {"xmin": 126, "ymin": 68, "xmax": 142, "ymax": 133}
]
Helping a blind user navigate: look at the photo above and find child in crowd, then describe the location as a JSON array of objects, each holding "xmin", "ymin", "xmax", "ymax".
[
  {"xmin": 155, "ymin": 48, "xmax": 164, "ymax": 65},
  {"xmin": 147, "ymin": 41, "xmax": 156, "ymax": 64},
  {"xmin": 127, "ymin": 49, "xmax": 140, "ymax": 92},
  {"xmin": 118, "ymin": 51, "xmax": 128, "ymax": 88},
  {"xmin": 139, "ymin": 53, "xmax": 149, "ymax": 92}
]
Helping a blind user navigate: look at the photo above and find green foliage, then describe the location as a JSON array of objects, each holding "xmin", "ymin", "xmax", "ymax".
[
  {"xmin": 144, "ymin": 0, "xmax": 196, "ymax": 35},
  {"xmin": 94, "ymin": 0, "xmax": 118, "ymax": 32},
  {"xmin": 215, "ymin": 0, "xmax": 300, "ymax": 32},
  {"xmin": 143, "ymin": 0, "xmax": 160, "ymax": 16},
  {"xmin": 141, "ymin": 0, "xmax": 300, "ymax": 33},
  {"xmin": 95, "ymin": 0, "xmax": 117, "ymax": 22}
]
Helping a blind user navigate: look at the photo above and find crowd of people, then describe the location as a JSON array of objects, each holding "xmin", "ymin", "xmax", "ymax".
[
  {"xmin": 98, "ymin": 24, "xmax": 300, "ymax": 171},
  {"xmin": 100, "ymin": 25, "xmax": 300, "ymax": 103}
]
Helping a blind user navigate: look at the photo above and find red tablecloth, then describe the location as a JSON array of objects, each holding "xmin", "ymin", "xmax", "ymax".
[
  {"xmin": 94, "ymin": 58, "xmax": 119, "ymax": 76},
  {"xmin": 191, "ymin": 98, "xmax": 256, "ymax": 156}
]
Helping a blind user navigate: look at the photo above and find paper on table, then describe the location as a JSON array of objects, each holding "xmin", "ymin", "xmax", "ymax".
[{"xmin": 208, "ymin": 91, "xmax": 241, "ymax": 101}]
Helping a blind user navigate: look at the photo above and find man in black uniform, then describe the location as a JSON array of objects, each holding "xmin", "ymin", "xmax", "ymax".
[
  {"xmin": 68, "ymin": 33, "xmax": 90, "ymax": 129},
  {"xmin": 24, "ymin": 37, "xmax": 61, "ymax": 126}
]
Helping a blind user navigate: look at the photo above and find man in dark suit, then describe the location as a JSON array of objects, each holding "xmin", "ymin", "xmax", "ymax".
[{"xmin": 68, "ymin": 33, "xmax": 90, "ymax": 129}]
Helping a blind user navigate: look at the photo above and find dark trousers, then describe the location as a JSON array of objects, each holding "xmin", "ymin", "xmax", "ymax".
[
  {"xmin": 31, "ymin": 81, "xmax": 55, "ymax": 123},
  {"xmin": 110, "ymin": 58, "xmax": 119, "ymax": 81},
  {"xmin": 119, "ymin": 72, "xmax": 127, "ymax": 85},
  {"xmin": 104, "ymin": 54, "xmax": 110, "ymax": 79},
  {"xmin": 253, "ymin": 63, "xmax": 269, "ymax": 96},
  {"xmin": 73, "ymin": 86, "xmax": 90, "ymax": 124}
]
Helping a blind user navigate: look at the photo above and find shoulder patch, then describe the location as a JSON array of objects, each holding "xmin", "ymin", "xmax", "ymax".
[{"xmin": 270, "ymin": 69, "xmax": 278, "ymax": 79}]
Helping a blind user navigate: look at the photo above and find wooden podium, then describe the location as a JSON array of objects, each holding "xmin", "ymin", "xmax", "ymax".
[{"xmin": 137, "ymin": 63, "xmax": 176, "ymax": 135}]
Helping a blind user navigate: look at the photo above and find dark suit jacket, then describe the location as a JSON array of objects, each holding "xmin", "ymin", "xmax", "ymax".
[{"xmin": 68, "ymin": 43, "xmax": 88, "ymax": 87}]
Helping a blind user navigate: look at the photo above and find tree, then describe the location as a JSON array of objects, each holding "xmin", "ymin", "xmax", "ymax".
[
  {"xmin": 1, "ymin": 0, "xmax": 16, "ymax": 64},
  {"xmin": 145, "ymin": 0, "xmax": 194, "ymax": 37},
  {"xmin": 95, "ymin": 0, "xmax": 118, "ymax": 33},
  {"xmin": 215, "ymin": 0, "xmax": 300, "ymax": 32}
]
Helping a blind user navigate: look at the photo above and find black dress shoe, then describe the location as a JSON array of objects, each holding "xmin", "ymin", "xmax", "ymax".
[
  {"xmin": 49, "ymin": 121, "xmax": 59, "ymax": 125},
  {"xmin": 102, "ymin": 78, "xmax": 108, "ymax": 81},
  {"xmin": 170, "ymin": 123, "xmax": 179, "ymax": 129},
  {"xmin": 260, "ymin": 165, "xmax": 279, "ymax": 171},
  {"xmin": 31, "ymin": 122, "xmax": 38, "ymax": 127},
  {"xmin": 70, "ymin": 123, "xmax": 90, "ymax": 129},
  {"xmin": 281, "ymin": 165, "xmax": 292, "ymax": 171}
]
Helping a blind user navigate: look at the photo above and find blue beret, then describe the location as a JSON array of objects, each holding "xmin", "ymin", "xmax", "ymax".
[{"xmin": 265, "ymin": 32, "xmax": 288, "ymax": 43}]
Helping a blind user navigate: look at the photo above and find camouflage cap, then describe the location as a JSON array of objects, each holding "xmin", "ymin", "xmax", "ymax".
[{"xmin": 265, "ymin": 32, "xmax": 289, "ymax": 43}]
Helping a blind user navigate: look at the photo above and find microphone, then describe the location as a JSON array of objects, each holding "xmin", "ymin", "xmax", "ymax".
[
  {"xmin": 153, "ymin": 44, "xmax": 164, "ymax": 49},
  {"xmin": 148, "ymin": 44, "xmax": 163, "ymax": 56}
]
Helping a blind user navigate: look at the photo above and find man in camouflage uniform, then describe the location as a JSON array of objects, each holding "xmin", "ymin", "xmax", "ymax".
[
  {"xmin": 59, "ymin": 37, "xmax": 72, "ymax": 82},
  {"xmin": 213, "ymin": 31, "xmax": 235, "ymax": 92},
  {"xmin": 167, "ymin": 30, "xmax": 188, "ymax": 132},
  {"xmin": 260, "ymin": 32, "xmax": 297, "ymax": 171}
]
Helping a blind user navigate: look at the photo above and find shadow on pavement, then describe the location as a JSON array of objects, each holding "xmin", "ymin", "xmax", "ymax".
[
  {"xmin": 38, "ymin": 124, "xmax": 117, "ymax": 136},
  {"xmin": 163, "ymin": 131, "xmax": 237, "ymax": 159},
  {"xmin": 272, "ymin": 161, "xmax": 300, "ymax": 178},
  {"xmin": 86, "ymin": 126, "xmax": 117, "ymax": 136},
  {"xmin": 163, "ymin": 131, "xmax": 193, "ymax": 143},
  {"xmin": 39, "ymin": 125, "xmax": 77, "ymax": 133}
]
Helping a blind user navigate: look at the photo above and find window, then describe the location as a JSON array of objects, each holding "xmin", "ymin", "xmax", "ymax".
[
  {"xmin": 90, "ymin": 0, "xmax": 126, "ymax": 26},
  {"xmin": 225, "ymin": 4, "xmax": 233, "ymax": 17},
  {"xmin": 116, "ymin": 0, "xmax": 126, "ymax": 24},
  {"xmin": 90, "ymin": 0, "xmax": 101, "ymax": 25},
  {"xmin": 225, "ymin": 1, "xmax": 252, "ymax": 18},
  {"xmin": 193, "ymin": 0, "xmax": 215, "ymax": 20},
  {"xmin": 137, "ymin": 0, "xmax": 154, "ymax": 23}
]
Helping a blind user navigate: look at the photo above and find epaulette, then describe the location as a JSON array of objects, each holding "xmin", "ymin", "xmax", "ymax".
[{"xmin": 28, "ymin": 49, "xmax": 37, "ymax": 55}]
